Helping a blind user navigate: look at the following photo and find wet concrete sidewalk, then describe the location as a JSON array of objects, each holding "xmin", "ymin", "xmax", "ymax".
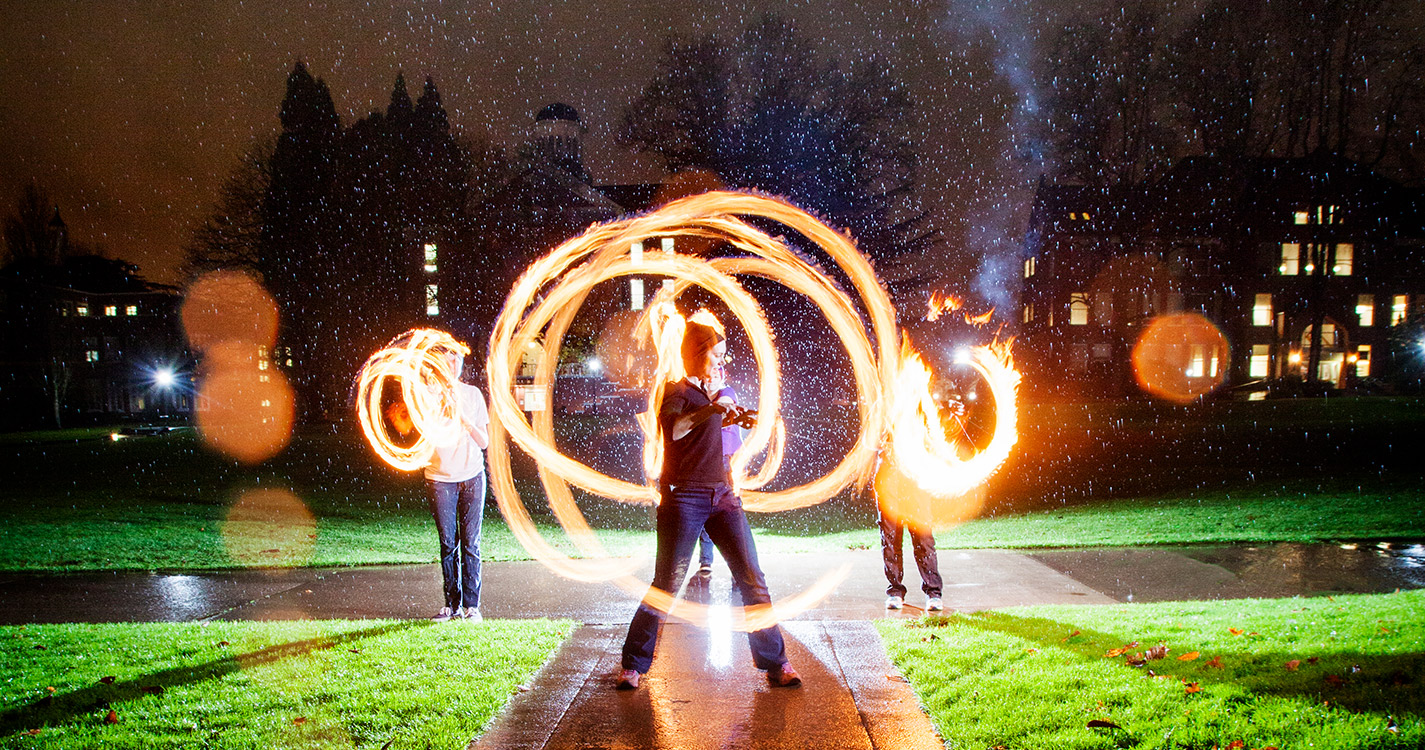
[{"xmin": 2, "ymin": 542, "xmax": 1420, "ymax": 626}]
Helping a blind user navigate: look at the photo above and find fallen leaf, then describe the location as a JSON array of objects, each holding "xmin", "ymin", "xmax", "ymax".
[
  {"xmin": 1184, "ymin": 682, "xmax": 1201, "ymax": 694},
  {"xmin": 293, "ymin": 717, "xmax": 307, "ymax": 726},
  {"xmin": 1227, "ymin": 741, "xmax": 1245, "ymax": 750},
  {"xmin": 1307, "ymin": 657, "xmax": 1319, "ymax": 664},
  {"xmin": 140, "ymin": 686, "xmax": 164, "ymax": 696},
  {"xmin": 104, "ymin": 710, "xmax": 118, "ymax": 725},
  {"xmin": 1284, "ymin": 660, "xmax": 1300, "ymax": 671},
  {"xmin": 217, "ymin": 641, "xmax": 230, "ymax": 647},
  {"xmin": 1125, "ymin": 653, "xmax": 1147, "ymax": 667},
  {"xmin": 1178, "ymin": 651, "xmax": 1200, "ymax": 661},
  {"xmin": 99, "ymin": 676, "xmax": 116, "ymax": 685},
  {"xmin": 1229, "ymin": 628, "xmax": 1244, "ymax": 636},
  {"xmin": 33, "ymin": 645, "xmax": 47, "ymax": 650},
  {"xmin": 1061, "ymin": 630, "xmax": 1082, "ymax": 642},
  {"xmin": 1024, "ymin": 648, "xmax": 1038, "ymax": 654},
  {"xmin": 1325, "ymin": 674, "xmax": 1346, "ymax": 687},
  {"xmin": 25, "ymin": 729, "xmax": 41, "ymax": 736},
  {"xmin": 1205, "ymin": 656, "xmax": 1224, "ymax": 669},
  {"xmin": 349, "ymin": 648, "xmax": 362, "ymax": 654},
  {"xmin": 1087, "ymin": 719, "xmax": 1122, "ymax": 730},
  {"xmin": 1104, "ymin": 647, "xmax": 1127, "ymax": 658},
  {"xmin": 1387, "ymin": 716, "xmax": 1399, "ymax": 734},
  {"xmin": 1145, "ymin": 644, "xmax": 1169, "ymax": 660},
  {"xmin": 46, "ymin": 686, "xmax": 56, "ymax": 693}
]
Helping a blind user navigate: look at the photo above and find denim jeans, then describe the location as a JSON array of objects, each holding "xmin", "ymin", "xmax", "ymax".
[
  {"xmin": 621, "ymin": 484, "xmax": 788, "ymax": 673},
  {"xmin": 427, "ymin": 474, "xmax": 486, "ymax": 611},
  {"xmin": 878, "ymin": 505, "xmax": 942, "ymax": 598}
]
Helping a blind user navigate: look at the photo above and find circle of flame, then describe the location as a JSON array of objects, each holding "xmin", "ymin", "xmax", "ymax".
[{"xmin": 354, "ymin": 329, "xmax": 471, "ymax": 471}]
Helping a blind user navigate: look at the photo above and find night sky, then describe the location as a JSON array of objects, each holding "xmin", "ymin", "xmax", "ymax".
[{"xmin": 2, "ymin": 0, "xmax": 1069, "ymax": 295}]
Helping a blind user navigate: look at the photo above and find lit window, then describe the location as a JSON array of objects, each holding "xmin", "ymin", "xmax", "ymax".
[
  {"xmin": 1357, "ymin": 294, "xmax": 1374, "ymax": 326},
  {"xmin": 1330, "ymin": 243, "xmax": 1353, "ymax": 275},
  {"xmin": 259, "ymin": 373, "xmax": 270, "ymax": 383},
  {"xmin": 423, "ymin": 242, "xmax": 437, "ymax": 273},
  {"xmin": 1022, "ymin": 302, "xmax": 1035, "ymax": 323},
  {"xmin": 1391, "ymin": 294, "xmax": 1408, "ymax": 326},
  {"xmin": 631, "ymin": 241, "xmax": 644, "ymax": 265},
  {"xmin": 1356, "ymin": 345, "xmax": 1371, "ymax": 377},
  {"xmin": 1023, "ymin": 256, "xmax": 1036, "ymax": 278},
  {"xmin": 1249, "ymin": 345, "xmax": 1270, "ymax": 378},
  {"xmin": 1279, "ymin": 244, "xmax": 1299, "ymax": 275},
  {"xmin": 1069, "ymin": 212, "xmax": 1078, "ymax": 220},
  {"xmin": 104, "ymin": 305, "xmax": 117, "ymax": 316},
  {"xmin": 630, "ymin": 278, "xmax": 645, "ymax": 310},
  {"xmin": 85, "ymin": 350, "xmax": 99, "ymax": 362},
  {"xmin": 1252, "ymin": 294, "xmax": 1272, "ymax": 326},
  {"xmin": 1082, "ymin": 212, "xmax": 1092, "ymax": 221},
  {"xmin": 1294, "ymin": 211, "xmax": 1310, "ymax": 225},
  {"xmin": 661, "ymin": 237, "xmax": 675, "ymax": 253},
  {"xmin": 258, "ymin": 358, "xmax": 269, "ymax": 371},
  {"xmin": 76, "ymin": 305, "xmax": 88, "ymax": 316},
  {"xmin": 1069, "ymin": 293, "xmax": 1090, "ymax": 325},
  {"xmin": 261, "ymin": 399, "xmax": 272, "ymax": 408},
  {"xmin": 1187, "ymin": 344, "xmax": 1207, "ymax": 377},
  {"xmin": 661, "ymin": 279, "xmax": 674, "ymax": 293},
  {"xmin": 125, "ymin": 305, "xmax": 138, "ymax": 316},
  {"xmin": 426, "ymin": 284, "xmax": 439, "ymax": 316}
]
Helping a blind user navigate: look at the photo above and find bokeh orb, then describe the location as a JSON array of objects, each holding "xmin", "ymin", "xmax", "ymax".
[
  {"xmin": 1131, "ymin": 312, "xmax": 1230, "ymax": 403},
  {"xmin": 181, "ymin": 271, "xmax": 279, "ymax": 353},
  {"xmin": 221, "ymin": 488, "xmax": 316, "ymax": 567}
]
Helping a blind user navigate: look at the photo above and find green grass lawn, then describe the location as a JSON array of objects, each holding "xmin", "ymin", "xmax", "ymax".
[
  {"xmin": 878, "ymin": 590, "xmax": 1425, "ymax": 749},
  {"xmin": 1, "ymin": 397, "xmax": 1422, "ymax": 572},
  {"xmin": 0, "ymin": 618, "xmax": 573, "ymax": 749}
]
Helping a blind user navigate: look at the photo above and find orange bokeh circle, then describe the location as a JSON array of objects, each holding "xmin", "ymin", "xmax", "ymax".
[{"xmin": 1131, "ymin": 312, "xmax": 1230, "ymax": 403}]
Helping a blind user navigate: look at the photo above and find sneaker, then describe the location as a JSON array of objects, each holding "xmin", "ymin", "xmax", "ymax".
[
  {"xmin": 885, "ymin": 595, "xmax": 903, "ymax": 610},
  {"xmin": 767, "ymin": 663, "xmax": 802, "ymax": 688},
  {"xmin": 698, "ymin": 563, "xmax": 713, "ymax": 576},
  {"xmin": 926, "ymin": 597, "xmax": 944, "ymax": 612},
  {"xmin": 616, "ymin": 669, "xmax": 641, "ymax": 690},
  {"xmin": 460, "ymin": 607, "xmax": 483, "ymax": 623},
  {"xmin": 432, "ymin": 606, "xmax": 455, "ymax": 622}
]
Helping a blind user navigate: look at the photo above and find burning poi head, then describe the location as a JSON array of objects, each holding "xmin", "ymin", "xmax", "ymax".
[{"xmin": 353, "ymin": 329, "xmax": 470, "ymax": 471}]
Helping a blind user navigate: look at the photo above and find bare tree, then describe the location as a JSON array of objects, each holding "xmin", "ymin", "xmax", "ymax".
[{"xmin": 183, "ymin": 137, "xmax": 274, "ymax": 278}]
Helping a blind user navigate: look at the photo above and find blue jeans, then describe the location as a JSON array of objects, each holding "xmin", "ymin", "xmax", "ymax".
[
  {"xmin": 878, "ymin": 504, "xmax": 942, "ymax": 598},
  {"xmin": 621, "ymin": 484, "xmax": 788, "ymax": 673},
  {"xmin": 427, "ymin": 474, "xmax": 486, "ymax": 611}
]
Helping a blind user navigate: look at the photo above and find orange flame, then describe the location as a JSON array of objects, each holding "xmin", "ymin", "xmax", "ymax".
[
  {"xmin": 926, "ymin": 291, "xmax": 963, "ymax": 321},
  {"xmin": 353, "ymin": 329, "xmax": 471, "ymax": 471},
  {"xmin": 881, "ymin": 336, "xmax": 1020, "ymax": 528}
]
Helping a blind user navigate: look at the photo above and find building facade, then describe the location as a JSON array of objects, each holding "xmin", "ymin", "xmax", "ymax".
[{"xmin": 1019, "ymin": 156, "xmax": 1425, "ymax": 398}]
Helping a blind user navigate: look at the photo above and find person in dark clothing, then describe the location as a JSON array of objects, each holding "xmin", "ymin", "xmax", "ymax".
[{"xmin": 617, "ymin": 319, "xmax": 800, "ymax": 689}]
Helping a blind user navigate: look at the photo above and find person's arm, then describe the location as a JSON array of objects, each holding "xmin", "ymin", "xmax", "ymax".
[{"xmin": 671, "ymin": 403, "xmax": 726, "ymax": 441}]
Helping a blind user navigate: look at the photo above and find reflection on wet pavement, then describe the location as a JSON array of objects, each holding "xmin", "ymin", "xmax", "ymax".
[{"xmin": 1029, "ymin": 541, "xmax": 1425, "ymax": 603}]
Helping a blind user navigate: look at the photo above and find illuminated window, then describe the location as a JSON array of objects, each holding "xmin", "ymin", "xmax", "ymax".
[
  {"xmin": 1356, "ymin": 345, "xmax": 1371, "ymax": 377},
  {"xmin": 1187, "ymin": 345, "xmax": 1207, "ymax": 377},
  {"xmin": 630, "ymin": 278, "xmax": 645, "ymax": 311},
  {"xmin": 85, "ymin": 350, "xmax": 99, "ymax": 362},
  {"xmin": 1252, "ymin": 294, "xmax": 1272, "ymax": 326},
  {"xmin": 76, "ymin": 305, "xmax": 88, "ymax": 316},
  {"xmin": 258, "ymin": 358, "xmax": 269, "ymax": 371},
  {"xmin": 1069, "ymin": 212, "xmax": 1078, "ymax": 220},
  {"xmin": 1249, "ymin": 345, "xmax": 1270, "ymax": 378},
  {"xmin": 1357, "ymin": 294, "xmax": 1374, "ymax": 326},
  {"xmin": 661, "ymin": 279, "xmax": 674, "ymax": 293},
  {"xmin": 661, "ymin": 237, "xmax": 674, "ymax": 253},
  {"xmin": 425, "ymin": 284, "xmax": 439, "ymax": 316},
  {"xmin": 1332, "ymin": 243, "xmax": 1353, "ymax": 275},
  {"xmin": 261, "ymin": 399, "xmax": 272, "ymax": 408},
  {"xmin": 631, "ymin": 240, "xmax": 644, "ymax": 265},
  {"xmin": 104, "ymin": 305, "xmax": 117, "ymax": 316},
  {"xmin": 1069, "ymin": 293, "xmax": 1090, "ymax": 325},
  {"xmin": 1392, "ymin": 295, "xmax": 1408, "ymax": 326},
  {"xmin": 1279, "ymin": 243, "xmax": 1299, "ymax": 275},
  {"xmin": 1082, "ymin": 212, "xmax": 1092, "ymax": 221},
  {"xmin": 1023, "ymin": 256, "xmax": 1036, "ymax": 278},
  {"xmin": 1022, "ymin": 302, "xmax": 1035, "ymax": 323},
  {"xmin": 1294, "ymin": 211, "xmax": 1310, "ymax": 225},
  {"xmin": 259, "ymin": 373, "xmax": 270, "ymax": 383},
  {"xmin": 125, "ymin": 305, "xmax": 138, "ymax": 316},
  {"xmin": 423, "ymin": 242, "xmax": 437, "ymax": 273}
]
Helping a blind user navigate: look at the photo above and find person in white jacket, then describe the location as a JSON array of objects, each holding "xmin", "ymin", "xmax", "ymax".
[{"xmin": 423, "ymin": 345, "xmax": 490, "ymax": 622}]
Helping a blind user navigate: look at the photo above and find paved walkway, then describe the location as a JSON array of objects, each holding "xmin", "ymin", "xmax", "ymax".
[{"xmin": 4, "ymin": 542, "xmax": 1421, "ymax": 749}]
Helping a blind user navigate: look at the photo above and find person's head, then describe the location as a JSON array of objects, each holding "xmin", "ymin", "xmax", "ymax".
[
  {"xmin": 681, "ymin": 320, "xmax": 726, "ymax": 381},
  {"xmin": 439, "ymin": 347, "xmax": 465, "ymax": 381}
]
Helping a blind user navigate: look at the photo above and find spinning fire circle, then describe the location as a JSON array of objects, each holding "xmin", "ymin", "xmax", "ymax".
[{"xmin": 358, "ymin": 191, "xmax": 1020, "ymax": 630}]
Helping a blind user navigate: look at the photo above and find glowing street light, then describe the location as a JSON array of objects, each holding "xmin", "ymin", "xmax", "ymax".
[{"xmin": 153, "ymin": 368, "xmax": 176, "ymax": 388}]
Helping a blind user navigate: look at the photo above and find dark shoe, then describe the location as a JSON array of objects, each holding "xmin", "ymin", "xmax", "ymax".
[
  {"xmin": 616, "ymin": 669, "xmax": 641, "ymax": 690},
  {"xmin": 767, "ymin": 663, "xmax": 802, "ymax": 688}
]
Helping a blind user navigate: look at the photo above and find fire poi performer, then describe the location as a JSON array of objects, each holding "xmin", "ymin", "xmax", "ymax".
[
  {"xmin": 876, "ymin": 436, "xmax": 945, "ymax": 612},
  {"xmin": 618, "ymin": 318, "xmax": 801, "ymax": 689},
  {"xmin": 420, "ymin": 344, "xmax": 491, "ymax": 622}
]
